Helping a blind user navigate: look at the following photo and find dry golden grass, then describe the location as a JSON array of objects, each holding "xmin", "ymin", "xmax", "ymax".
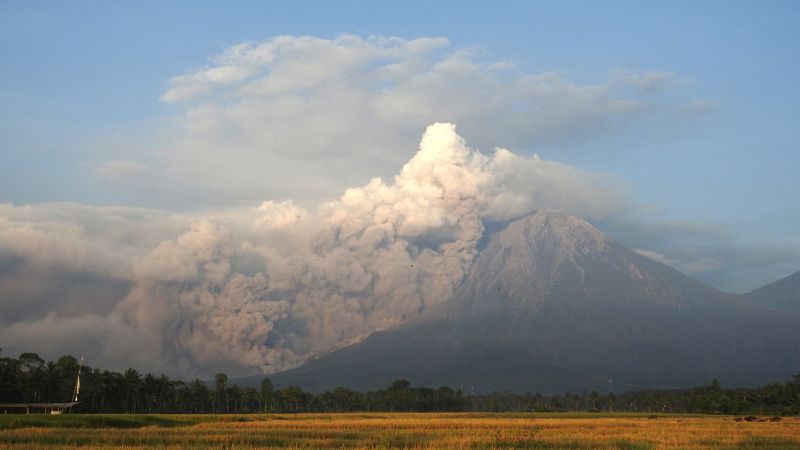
[{"xmin": 1, "ymin": 413, "xmax": 799, "ymax": 449}]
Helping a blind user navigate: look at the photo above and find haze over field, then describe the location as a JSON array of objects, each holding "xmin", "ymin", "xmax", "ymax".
[{"xmin": 1, "ymin": 2, "xmax": 799, "ymax": 381}]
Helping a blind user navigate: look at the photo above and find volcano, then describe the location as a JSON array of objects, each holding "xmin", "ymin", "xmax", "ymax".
[{"xmin": 258, "ymin": 210, "xmax": 800, "ymax": 393}]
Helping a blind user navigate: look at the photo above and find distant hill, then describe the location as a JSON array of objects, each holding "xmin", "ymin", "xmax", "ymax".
[
  {"xmin": 743, "ymin": 270, "xmax": 800, "ymax": 317},
  {"xmin": 240, "ymin": 210, "xmax": 800, "ymax": 394}
]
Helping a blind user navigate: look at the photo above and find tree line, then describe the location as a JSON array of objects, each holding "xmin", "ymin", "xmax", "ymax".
[
  {"xmin": 0, "ymin": 351, "xmax": 467, "ymax": 413},
  {"xmin": 1, "ymin": 350, "xmax": 798, "ymax": 414},
  {"xmin": 469, "ymin": 376, "xmax": 800, "ymax": 415}
]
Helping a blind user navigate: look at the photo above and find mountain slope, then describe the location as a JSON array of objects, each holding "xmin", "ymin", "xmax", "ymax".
[
  {"xmin": 744, "ymin": 271, "xmax": 800, "ymax": 316},
  {"xmin": 256, "ymin": 210, "xmax": 800, "ymax": 393}
]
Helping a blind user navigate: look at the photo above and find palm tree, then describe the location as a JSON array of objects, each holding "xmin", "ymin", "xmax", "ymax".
[
  {"xmin": 188, "ymin": 379, "xmax": 210, "ymax": 413},
  {"xmin": 122, "ymin": 368, "xmax": 143, "ymax": 413},
  {"xmin": 214, "ymin": 373, "xmax": 227, "ymax": 413},
  {"xmin": 260, "ymin": 378, "xmax": 274, "ymax": 412}
]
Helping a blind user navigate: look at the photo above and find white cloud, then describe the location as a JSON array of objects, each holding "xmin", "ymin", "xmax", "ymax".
[
  {"xmin": 100, "ymin": 34, "xmax": 703, "ymax": 209},
  {"xmin": 612, "ymin": 70, "xmax": 679, "ymax": 94},
  {"xmin": 634, "ymin": 248, "xmax": 672, "ymax": 265},
  {"xmin": 635, "ymin": 248, "xmax": 719, "ymax": 274}
]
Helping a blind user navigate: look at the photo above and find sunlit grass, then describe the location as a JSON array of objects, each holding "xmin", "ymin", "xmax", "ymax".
[{"xmin": 1, "ymin": 413, "xmax": 798, "ymax": 448}]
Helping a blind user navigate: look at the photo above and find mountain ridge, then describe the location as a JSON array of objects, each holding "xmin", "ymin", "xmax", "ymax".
[{"xmin": 743, "ymin": 270, "xmax": 800, "ymax": 316}]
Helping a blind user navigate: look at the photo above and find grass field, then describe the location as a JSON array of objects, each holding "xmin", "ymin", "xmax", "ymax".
[{"xmin": 1, "ymin": 412, "xmax": 798, "ymax": 449}]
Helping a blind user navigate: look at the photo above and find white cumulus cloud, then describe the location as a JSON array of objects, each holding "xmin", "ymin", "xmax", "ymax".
[{"xmin": 95, "ymin": 34, "xmax": 703, "ymax": 209}]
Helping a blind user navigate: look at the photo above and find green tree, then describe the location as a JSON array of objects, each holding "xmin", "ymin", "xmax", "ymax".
[
  {"xmin": 55, "ymin": 355, "xmax": 80, "ymax": 403},
  {"xmin": 242, "ymin": 387, "xmax": 259, "ymax": 412},
  {"xmin": 387, "ymin": 379, "xmax": 413, "ymax": 411},
  {"xmin": 260, "ymin": 378, "xmax": 274, "ymax": 412},
  {"xmin": 188, "ymin": 379, "xmax": 211, "ymax": 413},
  {"xmin": 18, "ymin": 352, "xmax": 45, "ymax": 402},
  {"xmin": 279, "ymin": 386, "xmax": 309, "ymax": 411},
  {"xmin": 226, "ymin": 385, "xmax": 242, "ymax": 412},
  {"xmin": 214, "ymin": 373, "xmax": 228, "ymax": 412},
  {"xmin": 589, "ymin": 390, "xmax": 601, "ymax": 411},
  {"xmin": 122, "ymin": 368, "xmax": 143, "ymax": 413},
  {"xmin": 0, "ymin": 349, "xmax": 22, "ymax": 402}
]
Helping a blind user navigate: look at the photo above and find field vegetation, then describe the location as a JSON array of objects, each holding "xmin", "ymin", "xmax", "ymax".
[{"xmin": 1, "ymin": 412, "xmax": 799, "ymax": 449}]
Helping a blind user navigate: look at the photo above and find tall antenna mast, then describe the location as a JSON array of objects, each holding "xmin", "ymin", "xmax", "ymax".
[{"xmin": 73, "ymin": 357, "xmax": 83, "ymax": 402}]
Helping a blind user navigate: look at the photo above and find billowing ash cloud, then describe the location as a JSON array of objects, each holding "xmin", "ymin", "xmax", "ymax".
[{"xmin": 0, "ymin": 123, "xmax": 622, "ymax": 376}]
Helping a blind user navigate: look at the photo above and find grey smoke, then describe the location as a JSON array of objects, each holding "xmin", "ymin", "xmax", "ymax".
[{"xmin": 0, "ymin": 123, "xmax": 622, "ymax": 376}]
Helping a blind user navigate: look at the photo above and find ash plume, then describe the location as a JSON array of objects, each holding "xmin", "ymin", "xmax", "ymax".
[{"xmin": 0, "ymin": 123, "xmax": 621, "ymax": 376}]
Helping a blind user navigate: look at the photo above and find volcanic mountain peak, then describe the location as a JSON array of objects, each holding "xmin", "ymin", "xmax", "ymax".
[
  {"xmin": 451, "ymin": 209, "xmax": 612, "ymax": 318},
  {"xmin": 491, "ymin": 209, "xmax": 610, "ymax": 264}
]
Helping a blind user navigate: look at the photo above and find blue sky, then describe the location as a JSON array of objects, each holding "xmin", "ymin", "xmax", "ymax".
[{"xmin": 1, "ymin": 0, "xmax": 799, "ymax": 292}]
